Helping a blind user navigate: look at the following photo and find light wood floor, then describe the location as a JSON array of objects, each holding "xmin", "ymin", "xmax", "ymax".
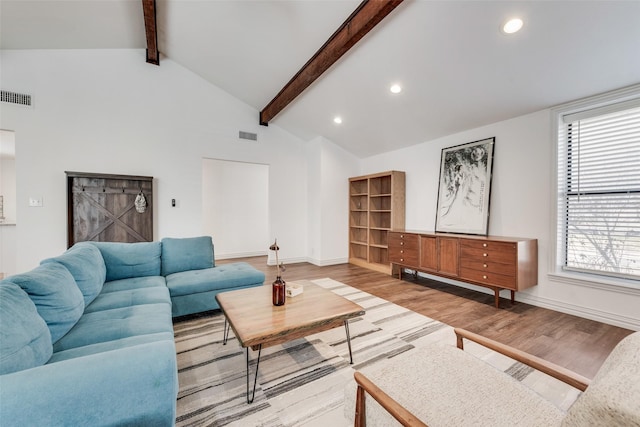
[{"xmin": 220, "ymin": 256, "xmax": 634, "ymax": 379}]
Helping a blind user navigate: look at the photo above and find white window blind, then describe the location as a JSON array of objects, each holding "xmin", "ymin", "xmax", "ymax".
[{"xmin": 557, "ymin": 101, "xmax": 640, "ymax": 281}]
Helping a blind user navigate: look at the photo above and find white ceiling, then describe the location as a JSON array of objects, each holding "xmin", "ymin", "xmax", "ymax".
[{"xmin": 2, "ymin": 0, "xmax": 640, "ymax": 158}]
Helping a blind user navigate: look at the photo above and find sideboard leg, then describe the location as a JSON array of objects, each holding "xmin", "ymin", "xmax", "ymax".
[
  {"xmin": 511, "ymin": 290, "xmax": 515, "ymax": 304},
  {"xmin": 494, "ymin": 289, "xmax": 500, "ymax": 308}
]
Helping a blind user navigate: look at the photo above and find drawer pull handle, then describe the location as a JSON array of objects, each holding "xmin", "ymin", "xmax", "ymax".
[
  {"xmin": 400, "ymin": 250, "xmax": 404, "ymax": 254},
  {"xmin": 483, "ymin": 264, "xmax": 488, "ymax": 268},
  {"xmin": 400, "ymin": 234, "xmax": 404, "ymax": 238},
  {"xmin": 483, "ymin": 243, "xmax": 488, "ymax": 248},
  {"xmin": 483, "ymin": 253, "xmax": 488, "ymax": 257},
  {"xmin": 483, "ymin": 275, "xmax": 488, "ymax": 279},
  {"xmin": 400, "ymin": 258, "xmax": 404, "ymax": 262},
  {"xmin": 400, "ymin": 242, "xmax": 404, "ymax": 246}
]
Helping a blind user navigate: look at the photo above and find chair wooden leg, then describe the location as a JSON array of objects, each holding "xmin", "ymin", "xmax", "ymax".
[{"xmin": 355, "ymin": 384, "xmax": 366, "ymax": 427}]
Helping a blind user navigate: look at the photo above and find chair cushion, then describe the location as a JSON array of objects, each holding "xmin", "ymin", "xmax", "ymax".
[
  {"xmin": 84, "ymin": 286, "xmax": 171, "ymax": 314},
  {"xmin": 8, "ymin": 263, "xmax": 84, "ymax": 343},
  {"xmin": 41, "ymin": 242, "xmax": 106, "ymax": 306},
  {"xmin": 345, "ymin": 343, "xmax": 565, "ymax": 427},
  {"xmin": 90, "ymin": 241, "xmax": 161, "ymax": 282},
  {"xmin": 161, "ymin": 236, "xmax": 214, "ymax": 276},
  {"xmin": 101, "ymin": 276, "xmax": 167, "ymax": 293},
  {"xmin": 0, "ymin": 282, "xmax": 53, "ymax": 374},
  {"xmin": 52, "ymin": 303, "xmax": 173, "ymax": 353},
  {"xmin": 561, "ymin": 332, "xmax": 640, "ymax": 427}
]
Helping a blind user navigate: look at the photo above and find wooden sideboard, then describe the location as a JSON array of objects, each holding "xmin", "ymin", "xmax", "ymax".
[{"xmin": 388, "ymin": 231, "xmax": 538, "ymax": 308}]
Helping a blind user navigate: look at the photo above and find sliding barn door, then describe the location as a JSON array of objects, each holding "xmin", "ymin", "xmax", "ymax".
[{"xmin": 66, "ymin": 172, "xmax": 153, "ymax": 247}]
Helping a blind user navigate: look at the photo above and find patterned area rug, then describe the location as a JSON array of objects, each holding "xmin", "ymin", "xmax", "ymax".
[{"xmin": 173, "ymin": 278, "xmax": 581, "ymax": 426}]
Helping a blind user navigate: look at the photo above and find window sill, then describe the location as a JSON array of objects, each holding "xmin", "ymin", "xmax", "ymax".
[{"xmin": 549, "ymin": 270, "xmax": 640, "ymax": 295}]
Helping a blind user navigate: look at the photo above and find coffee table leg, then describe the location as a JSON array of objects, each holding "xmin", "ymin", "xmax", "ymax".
[
  {"xmin": 246, "ymin": 345, "xmax": 262, "ymax": 404},
  {"xmin": 223, "ymin": 317, "xmax": 231, "ymax": 345},
  {"xmin": 345, "ymin": 320, "xmax": 354, "ymax": 364}
]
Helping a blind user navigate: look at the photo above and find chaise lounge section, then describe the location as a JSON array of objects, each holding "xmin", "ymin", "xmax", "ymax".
[{"xmin": 0, "ymin": 236, "xmax": 265, "ymax": 426}]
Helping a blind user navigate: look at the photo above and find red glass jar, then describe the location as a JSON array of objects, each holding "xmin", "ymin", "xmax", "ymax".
[{"xmin": 272, "ymin": 276, "xmax": 286, "ymax": 306}]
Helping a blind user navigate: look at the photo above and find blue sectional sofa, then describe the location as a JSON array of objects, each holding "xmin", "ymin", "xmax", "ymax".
[{"xmin": 0, "ymin": 236, "xmax": 265, "ymax": 426}]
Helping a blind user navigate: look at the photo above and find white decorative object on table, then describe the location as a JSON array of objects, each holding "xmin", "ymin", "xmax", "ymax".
[{"xmin": 286, "ymin": 281, "xmax": 304, "ymax": 297}]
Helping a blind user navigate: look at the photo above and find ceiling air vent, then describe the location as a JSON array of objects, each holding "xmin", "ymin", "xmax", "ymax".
[
  {"xmin": 1, "ymin": 90, "xmax": 32, "ymax": 106},
  {"xmin": 238, "ymin": 131, "xmax": 258, "ymax": 141}
]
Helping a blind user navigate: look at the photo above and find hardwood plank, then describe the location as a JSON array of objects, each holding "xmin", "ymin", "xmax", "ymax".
[
  {"xmin": 219, "ymin": 256, "xmax": 634, "ymax": 379},
  {"xmin": 259, "ymin": 0, "xmax": 404, "ymax": 125}
]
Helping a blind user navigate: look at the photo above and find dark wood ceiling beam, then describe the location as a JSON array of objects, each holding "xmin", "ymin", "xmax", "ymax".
[
  {"xmin": 259, "ymin": 0, "xmax": 404, "ymax": 126},
  {"xmin": 142, "ymin": 0, "xmax": 159, "ymax": 65}
]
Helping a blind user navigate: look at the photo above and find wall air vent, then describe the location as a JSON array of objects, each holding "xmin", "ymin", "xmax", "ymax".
[
  {"xmin": 239, "ymin": 131, "xmax": 258, "ymax": 141},
  {"xmin": 1, "ymin": 90, "xmax": 32, "ymax": 106}
]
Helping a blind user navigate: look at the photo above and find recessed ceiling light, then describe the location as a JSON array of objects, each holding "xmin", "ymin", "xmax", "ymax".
[
  {"xmin": 333, "ymin": 116, "xmax": 342, "ymax": 124},
  {"xmin": 390, "ymin": 84, "xmax": 402, "ymax": 94},
  {"xmin": 502, "ymin": 18, "xmax": 523, "ymax": 34}
]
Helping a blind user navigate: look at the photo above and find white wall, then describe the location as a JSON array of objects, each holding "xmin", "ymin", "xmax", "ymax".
[
  {"xmin": 0, "ymin": 49, "xmax": 311, "ymax": 271},
  {"xmin": 306, "ymin": 136, "xmax": 360, "ymax": 265},
  {"xmin": 362, "ymin": 110, "xmax": 640, "ymax": 330},
  {"xmin": 202, "ymin": 159, "xmax": 269, "ymax": 259}
]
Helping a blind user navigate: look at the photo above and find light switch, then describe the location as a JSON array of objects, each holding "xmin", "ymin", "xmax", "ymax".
[{"xmin": 29, "ymin": 196, "xmax": 43, "ymax": 207}]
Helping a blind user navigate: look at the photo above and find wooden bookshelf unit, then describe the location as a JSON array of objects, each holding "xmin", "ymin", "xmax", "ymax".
[{"xmin": 349, "ymin": 171, "xmax": 405, "ymax": 274}]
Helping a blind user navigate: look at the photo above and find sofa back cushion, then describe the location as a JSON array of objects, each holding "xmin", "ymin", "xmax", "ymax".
[
  {"xmin": 0, "ymin": 282, "xmax": 53, "ymax": 374},
  {"xmin": 161, "ymin": 236, "xmax": 214, "ymax": 276},
  {"xmin": 561, "ymin": 331, "xmax": 640, "ymax": 426},
  {"xmin": 41, "ymin": 242, "xmax": 106, "ymax": 306},
  {"xmin": 7, "ymin": 263, "xmax": 84, "ymax": 343},
  {"xmin": 91, "ymin": 241, "xmax": 162, "ymax": 282}
]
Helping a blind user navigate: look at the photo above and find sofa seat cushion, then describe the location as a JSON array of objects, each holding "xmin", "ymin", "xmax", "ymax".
[
  {"xmin": 101, "ymin": 275, "xmax": 167, "ymax": 293},
  {"xmin": 344, "ymin": 343, "xmax": 565, "ymax": 427},
  {"xmin": 161, "ymin": 236, "xmax": 214, "ymax": 276},
  {"xmin": 165, "ymin": 262, "xmax": 265, "ymax": 297},
  {"xmin": 0, "ymin": 282, "xmax": 53, "ymax": 374},
  {"xmin": 561, "ymin": 331, "xmax": 640, "ymax": 427},
  {"xmin": 8, "ymin": 263, "xmax": 85, "ymax": 343},
  {"xmin": 91, "ymin": 241, "xmax": 161, "ymax": 282},
  {"xmin": 48, "ymin": 332, "xmax": 175, "ymax": 363},
  {"xmin": 53, "ymin": 303, "xmax": 173, "ymax": 352},
  {"xmin": 84, "ymin": 286, "xmax": 171, "ymax": 314},
  {"xmin": 41, "ymin": 242, "xmax": 106, "ymax": 306}
]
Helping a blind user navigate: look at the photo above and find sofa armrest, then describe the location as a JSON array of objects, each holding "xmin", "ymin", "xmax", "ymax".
[
  {"xmin": 454, "ymin": 327, "xmax": 591, "ymax": 391},
  {"xmin": 0, "ymin": 340, "xmax": 178, "ymax": 426}
]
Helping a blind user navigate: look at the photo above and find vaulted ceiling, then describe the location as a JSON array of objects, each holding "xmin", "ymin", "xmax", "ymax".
[{"xmin": 2, "ymin": 1, "xmax": 640, "ymax": 158}]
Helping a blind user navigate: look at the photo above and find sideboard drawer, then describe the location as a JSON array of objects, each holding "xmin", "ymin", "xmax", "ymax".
[
  {"xmin": 459, "ymin": 268, "xmax": 516, "ymax": 290},
  {"xmin": 460, "ymin": 241, "xmax": 516, "ymax": 265},
  {"xmin": 388, "ymin": 232, "xmax": 419, "ymax": 265},
  {"xmin": 389, "ymin": 232, "xmax": 419, "ymax": 249},
  {"xmin": 459, "ymin": 258, "xmax": 516, "ymax": 276},
  {"xmin": 389, "ymin": 250, "xmax": 419, "ymax": 265}
]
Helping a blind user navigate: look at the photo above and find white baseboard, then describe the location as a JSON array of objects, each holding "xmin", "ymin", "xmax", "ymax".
[
  {"xmin": 305, "ymin": 257, "xmax": 348, "ymax": 267},
  {"xmin": 515, "ymin": 293, "xmax": 640, "ymax": 331},
  {"xmin": 216, "ymin": 251, "xmax": 267, "ymax": 260},
  {"xmin": 265, "ymin": 256, "xmax": 347, "ymax": 267},
  {"xmin": 266, "ymin": 256, "xmax": 308, "ymax": 266},
  {"xmin": 411, "ymin": 270, "xmax": 639, "ymax": 331}
]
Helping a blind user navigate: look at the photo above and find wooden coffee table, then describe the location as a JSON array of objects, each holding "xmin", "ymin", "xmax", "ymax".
[{"xmin": 215, "ymin": 280, "xmax": 365, "ymax": 403}]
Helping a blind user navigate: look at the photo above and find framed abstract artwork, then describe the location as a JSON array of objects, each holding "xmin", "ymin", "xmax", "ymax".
[{"xmin": 435, "ymin": 137, "xmax": 495, "ymax": 235}]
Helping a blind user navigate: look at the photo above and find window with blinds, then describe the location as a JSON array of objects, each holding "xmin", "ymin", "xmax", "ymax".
[{"xmin": 557, "ymin": 99, "xmax": 640, "ymax": 281}]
